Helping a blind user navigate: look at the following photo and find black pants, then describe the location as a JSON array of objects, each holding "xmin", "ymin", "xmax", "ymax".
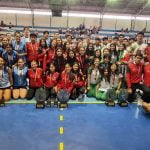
[
  {"xmin": 26, "ymin": 87, "xmax": 36, "ymax": 100},
  {"xmin": 70, "ymin": 87, "xmax": 85, "ymax": 100},
  {"xmin": 128, "ymin": 83, "xmax": 150, "ymax": 102},
  {"xmin": 45, "ymin": 87, "xmax": 57, "ymax": 101},
  {"xmin": 142, "ymin": 85, "xmax": 150, "ymax": 103},
  {"xmin": 26, "ymin": 87, "xmax": 46, "ymax": 101}
]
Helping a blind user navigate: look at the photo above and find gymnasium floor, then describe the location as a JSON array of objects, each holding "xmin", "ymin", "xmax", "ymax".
[{"xmin": 0, "ymin": 97, "xmax": 150, "ymax": 150}]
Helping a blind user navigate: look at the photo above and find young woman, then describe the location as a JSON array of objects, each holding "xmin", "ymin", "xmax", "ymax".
[
  {"xmin": 117, "ymin": 44, "xmax": 127, "ymax": 64},
  {"xmin": 12, "ymin": 58, "xmax": 28, "ymax": 99},
  {"xmin": 1, "ymin": 37, "xmax": 9, "ymax": 49},
  {"xmin": 87, "ymin": 58, "xmax": 101, "ymax": 98},
  {"xmin": 96, "ymin": 67, "xmax": 110, "ymax": 101},
  {"xmin": 56, "ymin": 38, "xmax": 63, "ymax": 49},
  {"xmin": 90, "ymin": 49, "xmax": 101, "ymax": 65},
  {"xmin": 110, "ymin": 43, "xmax": 118, "ymax": 64},
  {"xmin": 47, "ymin": 39, "xmax": 57, "ymax": 65},
  {"xmin": 106, "ymin": 63, "xmax": 128, "ymax": 106},
  {"xmin": 66, "ymin": 50, "xmax": 77, "ymax": 67},
  {"xmin": 71, "ymin": 62, "xmax": 85, "ymax": 100},
  {"xmin": 2, "ymin": 43, "xmax": 18, "ymax": 68},
  {"xmin": 53, "ymin": 48, "xmax": 66, "ymax": 72},
  {"xmin": 86, "ymin": 43, "xmax": 95, "ymax": 64},
  {"xmin": 44, "ymin": 63, "xmax": 60, "ymax": 107},
  {"xmin": 57, "ymin": 63, "xmax": 74, "ymax": 107},
  {"xmin": 76, "ymin": 47, "xmax": 89, "ymax": 78},
  {"xmin": 0, "ymin": 57, "xmax": 13, "ymax": 105},
  {"xmin": 26, "ymin": 60, "xmax": 46, "ymax": 108},
  {"xmin": 142, "ymin": 59, "xmax": 150, "ymax": 112},
  {"xmin": 37, "ymin": 38, "xmax": 48, "ymax": 72},
  {"xmin": 99, "ymin": 54, "xmax": 112, "ymax": 74}
]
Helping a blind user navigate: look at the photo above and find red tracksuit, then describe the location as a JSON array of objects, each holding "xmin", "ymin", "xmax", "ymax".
[
  {"xmin": 37, "ymin": 48, "xmax": 48, "ymax": 72},
  {"xmin": 73, "ymin": 73, "xmax": 85, "ymax": 88},
  {"xmin": 44, "ymin": 72, "xmax": 60, "ymax": 88},
  {"xmin": 57, "ymin": 71, "xmax": 74, "ymax": 93},
  {"xmin": 121, "ymin": 53, "xmax": 132, "ymax": 63},
  {"xmin": 143, "ymin": 63, "xmax": 150, "ymax": 86},
  {"xmin": 145, "ymin": 46, "xmax": 150, "ymax": 62},
  {"xmin": 76, "ymin": 55, "xmax": 89, "ymax": 76},
  {"xmin": 47, "ymin": 47, "xmax": 55, "ymax": 65},
  {"xmin": 126, "ymin": 62, "xmax": 143, "ymax": 88},
  {"xmin": 26, "ymin": 42, "xmax": 39, "ymax": 62},
  {"xmin": 28, "ymin": 68, "xmax": 43, "ymax": 88}
]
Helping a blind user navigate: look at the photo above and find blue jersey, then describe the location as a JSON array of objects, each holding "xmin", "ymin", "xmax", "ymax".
[
  {"xmin": 13, "ymin": 66, "xmax": 28, "ymax": 87},
  {"xmin": 12, "ymin": 40, "xmax": 27, "ymax": 61},
  {"xmin": 2, "ymin": 50, "xmax": 18, "ymax": 68},
  {"xmin": 0, "ymin": 46, "xmax": 3, "ymax": 56},
  {"xmin": 0, "ymin": 67, "xmax": 11, "ymax": 88}
]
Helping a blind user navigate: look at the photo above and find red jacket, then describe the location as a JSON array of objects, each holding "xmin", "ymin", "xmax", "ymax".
[
  {"xmin": 28, "ymin": 68, "xmax": 43, "ymax": 88},
  {"xmin": 143, "ymin": 63, "xmax": 150, "ymax": 86},
  {"xmin": 145, "ymin": 46, "xmax": 150, "ymax": 62},
  {"xmin": 57, "ymin": 71, "xmax": 74, "ymax": 93},
  {"xmin": 73, "ymin": 72, "xmax": 85, "ymax": 88},
  {"xmin": 76, "ymin": 55, "xmax": 89, "ymax": 75},
  {"xmin": 37, "ymin": 48, "xmax": 48, "ymax": 72},
  {"xmin": 121, "ymin": 53, "xmax": 131, "ymax": 63},
  {"xmin": 26, "ymin": 42, "xmax": 39, "ymax": 62},
  {"xmin": 47, "ymin": 48, "xmax": 55, "ymax": 64},
  {"xmin": 126, "ymin": 62, "xmax": 143, "ymax": 88},
  {"xmin": 44, "ymin": 72, "xmax": 60, "ymax": 88}
]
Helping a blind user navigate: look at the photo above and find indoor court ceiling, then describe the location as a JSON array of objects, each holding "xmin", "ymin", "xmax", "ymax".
[{"xmin": 0, "ymin": 0, "xmax": 150, "ymax": 15}]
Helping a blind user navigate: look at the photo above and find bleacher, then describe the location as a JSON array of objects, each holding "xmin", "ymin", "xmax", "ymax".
[{"xmin": 1, "ymin": 25, "xmax": 150, "ymax": 39}]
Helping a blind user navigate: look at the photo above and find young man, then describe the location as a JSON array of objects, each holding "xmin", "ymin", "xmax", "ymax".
[
  {"xmin": 131, "ymin": 32, "xmax": 147, "ymax": 55},
  {"xmin": 126, "ymin": 52, "xmax": 144, "ymax": 102},
  {"xmin": 26, "ymin": 33, "xmax": 39, "ymax": 65},
  {"xmin": 43, "ymin": 31, "xmax": 51, "ymax": 47}
]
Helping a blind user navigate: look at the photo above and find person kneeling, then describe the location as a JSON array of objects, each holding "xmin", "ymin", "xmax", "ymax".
[{"xmin": 26, "ymin": 60, "xmax": 46, "ymax": 108}]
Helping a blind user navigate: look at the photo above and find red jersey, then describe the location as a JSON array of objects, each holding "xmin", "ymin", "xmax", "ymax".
[
  {"xmin": 126, "ymin": 62, "xmax": 143, "ymax": 88},
  {"xmin": 57, "ymin": 71, "xmax": 74, "ymax": 93},
  {"xmin": 44, "ymin": 72, "xmax": 60, "ymax": 88},
  {"xmin": 143, "ymin": 63, "xmax": 150, "ymax": 86},
  {"xmin": 28, "ymin": 68, "xmax": 43, "ymax": 88},
  {"xmin": 26, "ymin": 42, "xmax": 39, "ymax": 62}
]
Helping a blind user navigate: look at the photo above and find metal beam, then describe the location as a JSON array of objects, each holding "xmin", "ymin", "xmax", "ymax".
[
  {"xmin": 135, "ymin": 0, "xmax": 150, "ymax": 16},
  {"xmin": 28, "ymin": 0, "xmax": 34, "ymax": 27}
]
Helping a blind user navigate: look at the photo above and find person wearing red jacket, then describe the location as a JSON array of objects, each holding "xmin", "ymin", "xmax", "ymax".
[
  {"xmin": 26, "ymin": 33, "xmax": 39, "ymax": 65},
  {"xmin": 37, "ymin": 38, "xmax": 48, "ymax": 72},
  {"xmin": 144, "ymin": 44, "xmax": 150, "ymax": 62},
  {"xmin": 126, "ymin": 52, "xmax": 144, "ymax": 102},
  {"xmin": 44, "ymin": 63, "xmax": 60, "ymax": 107},
  {"xmin": 142, "ymin": 60, "xmax": 150, "ymax": 112},
  {"xmin": 46, "ymin": 39, "xmax": 57, "ymax": 65},
  {"xmin": 57, "ymin": 63, "xmax": 74, "ymax": 108},
  {"xmin": 70, "ymin": 62, "xmax": 86, "ymax": 101},
  {"xmin": 26, "ymin": 60, "xmax": 46, "ymax": 108},
  {"xmin": 57, "ymin": 63, "xmax": 74, "ymax": 93}
]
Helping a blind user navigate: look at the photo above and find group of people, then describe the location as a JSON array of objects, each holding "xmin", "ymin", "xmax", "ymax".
[{"xmin": 0, "ymin": 26, "xmax": 150, "ymax": 111}]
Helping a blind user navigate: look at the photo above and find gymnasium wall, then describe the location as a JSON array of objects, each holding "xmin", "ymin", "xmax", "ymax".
[{"xmin": 0, "ymin": 13, "xmax": 149, "ymax": 31}]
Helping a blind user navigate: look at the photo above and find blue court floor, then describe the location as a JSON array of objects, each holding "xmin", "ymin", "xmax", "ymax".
[{"xmin": 0, "ymin": 101, "xmax": 150, "ymax": 150}]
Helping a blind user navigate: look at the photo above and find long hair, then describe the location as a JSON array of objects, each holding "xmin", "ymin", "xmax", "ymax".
[{"xmin": 101, "ymin": 67, "xmax": 110, "ymax": 83}]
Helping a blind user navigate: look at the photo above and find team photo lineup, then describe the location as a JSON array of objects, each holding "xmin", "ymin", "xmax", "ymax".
[{"xmin": 0, "ymin": 26, "xmax": 150, "ymax": 110}]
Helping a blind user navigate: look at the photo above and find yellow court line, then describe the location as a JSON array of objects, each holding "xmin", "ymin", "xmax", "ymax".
[
  {"xmin": 60, "ymin": 115, "xmax": 64, "ymax": 121},
  {"xmin": 59, "ymin": 127, "xmax": 64, "ymax": 134},
  {"xmin": 59, "ymin": 142, "xmax": 64, "ymax": 150}
]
